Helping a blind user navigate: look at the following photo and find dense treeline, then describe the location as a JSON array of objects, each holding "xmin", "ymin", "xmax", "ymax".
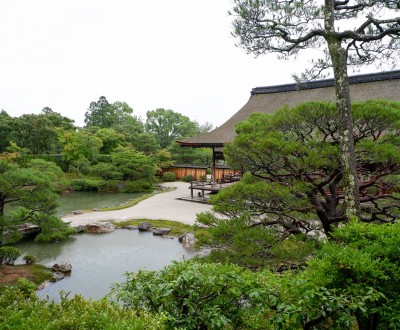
[{"xmin": 0, "ymin": 96, "xmax": 213, "ymax": 173}]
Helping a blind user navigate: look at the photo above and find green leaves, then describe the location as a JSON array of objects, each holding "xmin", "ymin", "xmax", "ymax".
[
  {"xmin": 110, "ymin": 261, "xmax": 270, "ymax": 329},
  {"xmin": 145, "ymin": 108, "xmax": 200, "ymax": 148}
]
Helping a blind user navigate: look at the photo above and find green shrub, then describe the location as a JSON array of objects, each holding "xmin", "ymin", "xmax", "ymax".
[
  {"xmin": 162, "ymin": 171, "xmax": 176, "ymax": 182},
  {"xmin": 196, "ymin": 212, "xmax": 318, "ymax": 270},
  {"xmin": 23, "ymin": 254, "xmax": 37, "ymax": 264},
  {"xmin": 123, "ymin": 180, "xmax": 154, "ymax": 193},
  {"xmin": 34, "ymin": 215, "xmax": 76, "ymax": 243},
  {"xmin": 110, "ymin": 261, "xmax": 266, "ymax": 330},
  {"xmin": 0, "ymin": 282, "xmax": 164, "ymax": 330},
  {"xmin": 69, "ymin": 178, "xmax": 104, "ymax": 191},
  {"xmin": 0, "ymin": 246, "xmax": 21, "ymax": 265},
  {"xmin": 183, "ymin": 174, "xmax": 193, "ymax": 182},
  {"xmin": 98, "ymin": 180, "xmax": 121, "ymax": 192},
  {"xmin": 272, "ymin": 221, "xmax": 400, "ymax": 329}
]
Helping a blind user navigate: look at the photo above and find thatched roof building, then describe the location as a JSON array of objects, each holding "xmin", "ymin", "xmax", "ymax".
[{"xmin": 177, "ymin": 70, "xmax": 400, "ymax": 148}]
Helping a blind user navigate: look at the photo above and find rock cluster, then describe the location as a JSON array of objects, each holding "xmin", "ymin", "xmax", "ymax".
[{"xmin": 52, "ymin": 262, "xmax": 72, "ymax": 282}]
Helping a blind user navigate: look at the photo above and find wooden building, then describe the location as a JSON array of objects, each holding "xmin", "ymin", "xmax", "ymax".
[
  {"xmin": 161, "ymin": 164, "xmax": 238, "ymax": 182},
  {"xmin": 177, "ymin": 70, "xmax": 400, "ymax": 179}
]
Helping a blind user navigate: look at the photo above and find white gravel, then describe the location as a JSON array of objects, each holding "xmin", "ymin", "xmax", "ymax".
[{"xmin": 62, "ymin": 181, "xmax": 213, "ymax": 227}]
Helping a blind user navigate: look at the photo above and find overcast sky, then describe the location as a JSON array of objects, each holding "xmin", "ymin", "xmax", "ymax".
[{"xmin": 0, "ymin": 1, "xmax": 378, "ymax": 128}]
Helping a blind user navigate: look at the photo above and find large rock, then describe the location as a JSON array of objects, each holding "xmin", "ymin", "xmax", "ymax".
[
  {"xmin": 86, "ymin": 222, "xmax": 116, "ymax": 233},
  {"xmin": 181, "ymin": 233, "xmax": 197, "ymax": 248},
  {"xmin": 52, "ymin": 262, "xmax": 72, "ymax": 273},
  {"xmin": 138, "ymin": 222, "xmax": 153, "ymax": 231},
  {"xmin": 153, "ymin": 228, "xmax": 171, "ymax": 236}
]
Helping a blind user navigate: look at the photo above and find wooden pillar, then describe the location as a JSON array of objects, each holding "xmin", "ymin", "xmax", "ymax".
[{"xmin": 212, "ymin": 146, "xmax": 216, "ymax": 183}]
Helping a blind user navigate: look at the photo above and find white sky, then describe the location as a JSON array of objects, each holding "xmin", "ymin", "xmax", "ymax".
[{"xmin": 0, "ymin": 1, "xmax": 378, "ymax": 128}]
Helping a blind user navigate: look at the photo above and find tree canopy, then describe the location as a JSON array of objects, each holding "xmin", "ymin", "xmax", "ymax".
[
  {"xmin": 145, "ymin": 108, "xmax": 202, "ymax": 148},
  {"xmin": 0, "ymin": 159, "xmax": 61, "ymax": 243},
  {"xmin": 211, "ymin": 100, "xmax": 400, "ymax": 237},
  {"xmin": 84, "ymin": 96, "xmax": 134, "ymax": 128}
]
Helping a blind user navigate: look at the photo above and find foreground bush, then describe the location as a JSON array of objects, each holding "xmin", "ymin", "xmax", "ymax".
[
  {"xmin": 110, "ymin": 261, "xmax": 270, "ymax": 330},
  {"xmin": 274, "ymin": 221, "xmax": 400, "ymax": 330},
  {"xmin": 0, "ymin": 279, "xmax": 164, "ymax": 330}
]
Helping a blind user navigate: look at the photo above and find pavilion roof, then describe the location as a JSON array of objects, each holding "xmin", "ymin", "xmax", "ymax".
[{"xmin": 177, "ymin": 70, "xmax": 400, "ymax": 148}]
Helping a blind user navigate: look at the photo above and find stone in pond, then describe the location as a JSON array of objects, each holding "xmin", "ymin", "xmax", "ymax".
[
  {"xmin": 138, "ymin": 222, "xmax": 152, "ymax": 231},
  {"xmin": 52, "ymin": 262, "xmax": 72, "ymax": 273},
  {"xmin": 153, "ymin": 228, "xmax": 171, "ymax": 236}
]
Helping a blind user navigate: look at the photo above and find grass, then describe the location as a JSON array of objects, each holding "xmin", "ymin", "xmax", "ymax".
[
  {"xmin": 0, "ymin": 264, "xmax": 54, "ymax": 289},
  {"xmin": 114, "ymin": 219, "xmax": 210, "ymax": 241}
]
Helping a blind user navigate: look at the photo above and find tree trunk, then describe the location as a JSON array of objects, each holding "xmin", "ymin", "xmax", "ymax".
[
  {"xmin": 356, "ymin": 312, "xmax": 379, "ymax": 330},
  {"xmin": 324, "ymin": 0, "xmax": 360, "ymax": 219}
]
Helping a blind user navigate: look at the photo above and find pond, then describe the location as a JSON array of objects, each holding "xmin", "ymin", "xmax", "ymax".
[
  {"xmin": 56, "ymin": 191, "xmax": 146, "ymax": 217},
  {"xmin": 15, "ymin": 230, "xmax": 195, "ymax": 301}
]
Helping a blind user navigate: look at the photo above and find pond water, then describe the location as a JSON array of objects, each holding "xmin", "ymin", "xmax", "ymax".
[
  {"xmin": 56, "ymin": 191, "xmax": 146, "ymax": 217},
  {"xmin": 15, "ymin": 230, "xmax": 195, "ymax": 301}
]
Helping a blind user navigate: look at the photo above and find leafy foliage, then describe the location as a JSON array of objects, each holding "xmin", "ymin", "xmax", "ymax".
[
  {"xmin": 84, "ymin": 96, "xmax": 134, "ymax": 129},
  {"xmin": 110, "ymin": 261, "xmax": 268, "ymax": 330},
  {"xmin": 33, "ymin": 215, "xmax": 76, "ymax": 243},
  {"xmin": 274, "ymin": 221, "xmax": 400, "ymax": 329},
  {"xmin": 0, "ymin": 246, "xmax": 21, "ymax": 265},
  {"xmin": 0, "ymin": 160, "xmax": 61, "ymax": 242},
  {"xmin": 167, "ymin": 143, "xmax": 213, "ymax": 166},
  {"xmin": 0, "ymin": 280, "xmax": 164, "ymax": 330},
  {"xmin": 123, "ymin": 180, "xmax": 154, "ymax": 193},
  {"xmin": 161, "ymin": 171, "xmax": 176, "ymax": 182},
  {"xmin": 145, "ymin": 108, "xmax": 200, "ymax": 148},
  {"xmin": 197, "ymin": 212, "xmax": 317, "ymax": 270},
  {"xmin": 111, "ymin": 146, "xmax": 156, "ymax": 182},
  {"xmin": 22, "ymin": 254, "xmax": 37, "ymax": 264}
]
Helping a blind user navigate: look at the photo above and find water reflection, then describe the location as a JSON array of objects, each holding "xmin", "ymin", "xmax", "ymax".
[
  {"xmin": 15, "ymin": 230, "xmax": 194, "ymax": 300},
  {"xmin": 57, "ymin": 191, "xmax": 145, "ymax": 217}
]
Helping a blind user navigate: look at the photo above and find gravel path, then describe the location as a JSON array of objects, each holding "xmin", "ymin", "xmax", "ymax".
[{"xmin": 62, "ymin": 181, "xmax": 213, "ymax": 227}]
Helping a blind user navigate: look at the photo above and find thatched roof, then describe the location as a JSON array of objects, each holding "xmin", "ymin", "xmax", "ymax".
[{"xmin": 177, "ymin": 70, "xmax": 400, "ymax": 148}]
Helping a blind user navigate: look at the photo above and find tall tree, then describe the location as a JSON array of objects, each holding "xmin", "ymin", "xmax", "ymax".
[
  {"xmin": 210, "ymin": 100, "xmax": 400, "ymax": 237},
  {"xmin": 231, "ymin": 0, "xmax": 400, "ymax": 219},
  {"xmin": 84, "ymin": 97, "xmax": 134, "ymax": 128},
  {"xmin": 145, "ymin": 108, "xmax": 199, "ymax": 148}
]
